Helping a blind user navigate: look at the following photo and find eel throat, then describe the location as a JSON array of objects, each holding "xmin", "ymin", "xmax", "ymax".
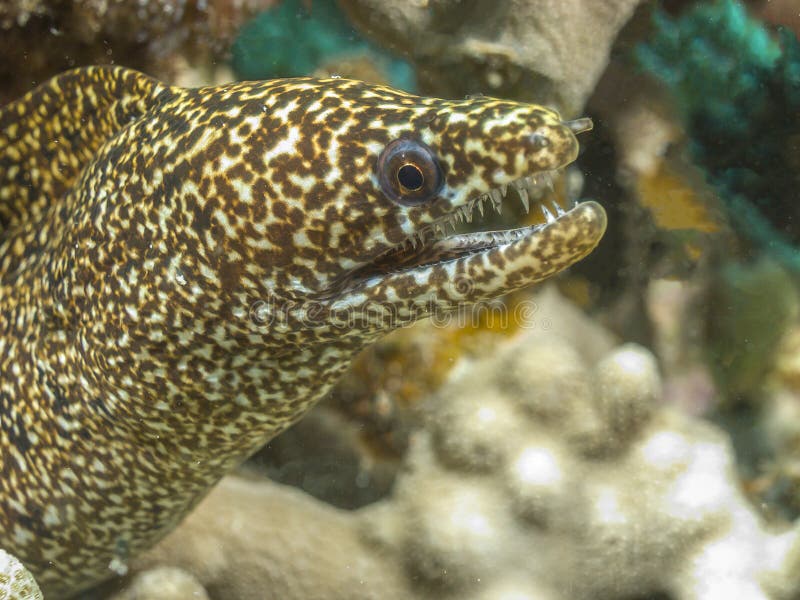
[{"xmin": 0, "ymin": 66, "xmax": 606, "ymax": 597}]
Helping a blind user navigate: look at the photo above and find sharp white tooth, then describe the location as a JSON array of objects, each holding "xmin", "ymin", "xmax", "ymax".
[
  {"xmin": 500, "ymin": 184, "xmax": 508, "ymax": 197},
  {"xmin": 494, "ymin": 199, "xmax": 502, "ymax": 215},
  {"xmin": 477, "ymin": 197, "xmax": 485, "ymax": 217},
  {"xmin": 490, "ymin": 188, "xmax": 503, "ymax": 207},
  {"xmin": 541, "ymin": 203, "xmax": 556, "ymax": 223},
  {"xmin": 518, "ymin": 186, "xmax": 530, "ymax": 214}
]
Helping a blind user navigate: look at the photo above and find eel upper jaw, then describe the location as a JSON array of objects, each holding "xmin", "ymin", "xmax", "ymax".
[{"xmin": 325, "ymin": 170, "xmax": 608, "ymax": 307}]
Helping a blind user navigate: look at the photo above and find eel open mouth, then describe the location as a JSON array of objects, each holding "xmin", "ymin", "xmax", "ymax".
[
  {"xmin": 331, "ymin": 175, "xmax": 607, "ymax": 306},
  {"xmin": 328, "ymin": 117, "xmax": 607, "ymax": 307},
  {"xmin": 367, "ymin": 171, "xmax": 577, "ymax": 275}
]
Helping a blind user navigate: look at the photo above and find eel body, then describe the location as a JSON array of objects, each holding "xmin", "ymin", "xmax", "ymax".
[{"xmin": 0, "ymin": 66, "xmax": 606, "ymax": 597}]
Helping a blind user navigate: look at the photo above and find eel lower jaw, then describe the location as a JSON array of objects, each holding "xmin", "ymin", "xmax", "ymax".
[{"xmin": 327, "ymin": 176, "xmax": 608, "ymax": 309}]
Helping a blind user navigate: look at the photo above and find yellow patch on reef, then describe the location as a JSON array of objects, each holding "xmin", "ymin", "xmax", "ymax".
[
  {"xmin": 557, "ymin": 276, "xmax": 594, "ymax": 308},
  {"xmin": 773, "ymin": 326, "xmax": 800, "ymax": 392},
  {"xmin": 637, "ymin": 165, "xmax": 719, "ymax": 233},
  {"xmin": 346, "ymin": 289, "xmax": 558, "ymax": 408}
]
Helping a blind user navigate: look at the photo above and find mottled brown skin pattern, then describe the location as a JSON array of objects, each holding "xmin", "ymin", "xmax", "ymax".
[{"xmin": 0, "ymin": 66, "xmax": 606, "ymax": 597}]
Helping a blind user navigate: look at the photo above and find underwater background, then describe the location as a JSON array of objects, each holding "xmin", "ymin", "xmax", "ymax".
[{"xmin": 3, "ymin": 0, "xmax": 800, "ymax": 598}]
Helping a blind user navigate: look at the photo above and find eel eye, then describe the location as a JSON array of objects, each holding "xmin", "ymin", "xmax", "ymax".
[{"xmin": 378, "ymin": 138, "xmax": 443, "ymax": 205}]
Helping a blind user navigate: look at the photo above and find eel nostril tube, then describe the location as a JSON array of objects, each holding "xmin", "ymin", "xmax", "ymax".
[{"xmin": 563, "ymin": 117, "xmax": 594, "ymax": 135}]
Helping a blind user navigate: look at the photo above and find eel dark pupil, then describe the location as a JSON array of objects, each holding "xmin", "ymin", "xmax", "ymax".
[
  {"xmin": 378, "ymin": 137, "xmax": 443, "ymax": 205},
  {"xmin": 398, "ymin": 163, "xmax": 424, "ymax": 191}
]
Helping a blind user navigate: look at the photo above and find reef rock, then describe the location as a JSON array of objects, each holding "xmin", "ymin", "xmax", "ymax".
[
  {"xmin": 125, "ymin": 476, "xmax": 414, "ymax": 600},
  {"xmin": 338, "ymin": 0, "xmax": 644, "ymax": 114}
]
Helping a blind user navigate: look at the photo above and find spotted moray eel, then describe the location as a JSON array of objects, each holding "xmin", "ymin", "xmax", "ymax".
[{"xmin": 0, "ymin": 66, "xmax": 606, "ymax": 597}]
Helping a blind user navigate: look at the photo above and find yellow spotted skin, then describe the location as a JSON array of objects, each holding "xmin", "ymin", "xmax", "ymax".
[{"xmin": 0, "ymin": 66, "xmax": 606, "ymax": 597}]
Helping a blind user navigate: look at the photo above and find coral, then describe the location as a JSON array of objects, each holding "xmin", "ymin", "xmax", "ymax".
[
  {"xmin": 112, "ymin": 288, "xmax": 800, "ymax": 600},
  {"xmin": 338, "ymin": 0, "xmax": 644, "ymax": 115},
  {"xmin": 125, "ymin": 476, "xmax": 415, "ymax": 600},
  {"xmin": 636, "ymin": 0, "xmax": 800, "ymax": 271},
  {"xmin": 231, "ymin": 0, "xmax": 415, "ymax": 89},
  {"xmin": 109, "ymin": 568, "xmax": 209, "ymax": 600},
  {"xmin": 0, "ymin": 549, "xmax": 42, "ymax": 600},
  {"xmin": 704, "ymin": 258, "xmax": 799, "ymax": 396},
  {"xmin": 364, "ymin": 296, "xmax": 800, "ymax": 599}
]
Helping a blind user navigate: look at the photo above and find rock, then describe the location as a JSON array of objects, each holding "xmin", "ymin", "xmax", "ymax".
[{"xmin": 339, "ymin": 0, "xmax": 644, "ymax": 115}]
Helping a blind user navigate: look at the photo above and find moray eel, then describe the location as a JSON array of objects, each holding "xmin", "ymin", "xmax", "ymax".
[{"xmin": 0, "ymin": 66, "xmax": 606, "ymax": 597}]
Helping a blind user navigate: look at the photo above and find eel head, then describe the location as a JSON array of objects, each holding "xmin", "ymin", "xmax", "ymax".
[
  {"xmin": 48, "ymin": 74, "xmax": 606, "ymax": 345},
  {"xmin": 230, "ymin": 79, "xmax": 607, "ymax": 335}
]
